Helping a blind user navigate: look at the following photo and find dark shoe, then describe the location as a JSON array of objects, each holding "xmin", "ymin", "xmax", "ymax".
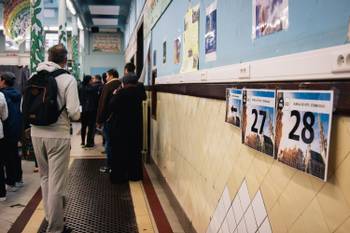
[
  {"xmin": 62, "ymin": 226, "xmax": 72, "ymax": 233},
  {"xmin": 99, "ymin": 166, "xmax": 110, "ymax": 173},
  {"xmin": 85, "ymin": 143, "xmax": 95, "ymax": 148}
]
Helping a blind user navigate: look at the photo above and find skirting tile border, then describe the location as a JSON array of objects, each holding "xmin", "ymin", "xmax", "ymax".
[
  {"xmin": 149, "ymin": 157, "xmax": 197, "ymax": 233},
  {"xmin": 7, "ymin": 187, "xmax": 42, "ymax": 233}
]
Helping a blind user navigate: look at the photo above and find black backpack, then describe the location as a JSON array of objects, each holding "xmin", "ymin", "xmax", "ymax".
[{"xmin": 22, "ymin": 69, "xmax": 69, "ymax": 126}]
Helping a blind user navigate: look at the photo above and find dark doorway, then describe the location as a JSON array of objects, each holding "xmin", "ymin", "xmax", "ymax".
[{"xmin": 136, "ymin": 23, "xmax": 144, "ymax": 77}]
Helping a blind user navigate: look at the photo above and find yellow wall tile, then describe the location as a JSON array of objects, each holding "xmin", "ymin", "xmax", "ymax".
[
  {"xmin": 151, "ymin": 93, "xmax": 350, "ymax": 233},
  {"xmin": 334, "ymin": 217, "xmax": 350, "ymax": 233},
  {"xmin": 316, "ymin": 177, "xmax": 350, "ymax": 232},
  {"xmin": 289, "ymin": 198, "xmax": 330, "ymax": 233}
]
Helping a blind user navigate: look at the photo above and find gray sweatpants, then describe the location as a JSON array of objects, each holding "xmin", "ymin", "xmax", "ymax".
[{"xmin": 32, "ymin": 137, "xmax": 70, "ymax": 233}]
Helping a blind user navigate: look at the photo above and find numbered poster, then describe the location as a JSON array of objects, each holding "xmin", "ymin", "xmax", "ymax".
[
  {"xmin": 225, "ymin": 88, "xmax": 242, "ymax": 128},
  {"xmin": 275, "ymin": 90, "xmax": 333, "ymax": 181},
  {"xmin": 242, "ymin": 89, "xmax": 276, "ymax": 157}
]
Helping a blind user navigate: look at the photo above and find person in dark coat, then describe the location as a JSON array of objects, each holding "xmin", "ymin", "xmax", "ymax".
[
  {"xmin": 0, "ymin": 72, "xmax": 23, "ymax": 191},
  {"xmin": 108, "ymin": 65, "xmax": 146, "ymax": 183},
  {"xmin": 79, "ymin": 75, "xmax": 102, "ymax": 147}
]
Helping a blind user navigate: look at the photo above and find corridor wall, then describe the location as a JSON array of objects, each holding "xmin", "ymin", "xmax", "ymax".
[{"xmin": 147, "ymin": 0, "xmax": 350, "ymax": 233}]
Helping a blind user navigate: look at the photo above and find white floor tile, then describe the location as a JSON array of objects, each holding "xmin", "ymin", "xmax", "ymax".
[
  {"xmin": 244, "ymin": 205, "xmax": 257, "ymax": 233},
  {"xmin": 251, "ymin": 190, "xmax": 267, "ymax": 227},
  {"xmin": 223, "ymin": 186, "xmax": 231, "ymax": 211}
]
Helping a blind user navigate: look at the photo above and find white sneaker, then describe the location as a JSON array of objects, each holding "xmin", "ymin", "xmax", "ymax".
[
  {"xmin": 6, "ymin": 185, "xmax": 18, "ymax": 192},
  {"xmin": 16, "ymin": 181, "xmax": 24, "ymax": 188},
  {"xmin": 0, "ymin": 196, "xmax": 6, "ymax": 202}
]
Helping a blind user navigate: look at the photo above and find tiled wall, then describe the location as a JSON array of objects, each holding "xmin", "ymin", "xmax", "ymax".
[{"xmin": 151, "ymin": 93, "xmax": 350, "ymax": 233}]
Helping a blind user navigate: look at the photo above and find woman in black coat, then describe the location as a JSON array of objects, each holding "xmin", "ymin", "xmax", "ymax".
[{"xmin": 108, "ymin": 74, "xmax": 146, "ymax": 184}]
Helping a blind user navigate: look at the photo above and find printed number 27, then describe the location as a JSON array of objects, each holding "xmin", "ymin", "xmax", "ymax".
[{"xmin": 251, "ymin": 109, "xmax": 266, "ymax": 134}]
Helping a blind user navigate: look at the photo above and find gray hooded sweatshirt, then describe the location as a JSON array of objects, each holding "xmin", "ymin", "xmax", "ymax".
[{"xmin": 31, "ymin": 62, "xmax": 80, "ymax": 139}]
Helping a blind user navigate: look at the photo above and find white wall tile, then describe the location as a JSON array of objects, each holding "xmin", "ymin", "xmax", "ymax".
[
  {"xmin": 223, "ymin": 186, "xmax": 231, "ymax": 210},
  {"xmin": 258, "ymin": 217, "xmax": 272, "ymax": 233},
  {"xmin": 237, "ymin": 219, "xmax": 248, "ymax": 233},
  {"xmin": 238, "ymin": 180, "xmax": 250, "ymax": 213},
  {"xmin": 252, "ymin": 190, "xmax": 267, "ymax": 227},
  {"xmin": 227, "ymin": 206, "xmax": 237, "ymax": 232},
  {"xmin": 232, "ymin": 196, "xmax": 244, "ymax": 224},
  {"xmin": 244, "ymin": 205, "xmax": 258, "ymax": 233},
  {"xmin": 221, "ymin": 219, "xmax": 231, "ymax": 233}
]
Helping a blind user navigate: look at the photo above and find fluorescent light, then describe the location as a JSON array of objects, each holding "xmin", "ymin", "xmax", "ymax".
[
  {"xmin": 44, "ymin": 9, "xmax": 55, "ymax": 18},
  {"xmin": 49, "ymin": 26, "xmax": 59, "ymax": 31},
  {"xmin": 89, "ymin": 5, "xmax": 120, "ymax": 15},
  {"xmin": 92, "ymin": 18, "xmax": 118, "ymax": 26},
  {"xmin": 66, "ymin": 0, "xmax": 76, "ymax": 15},
  {"xmin": 77, "ymin": 17, "xmax": 84, "ymax": 30}
]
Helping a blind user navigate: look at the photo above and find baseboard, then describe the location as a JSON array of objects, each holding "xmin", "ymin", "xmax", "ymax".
[{"xmin": 149, "ymin": 157, "xmax": 197, "ymax": 233}]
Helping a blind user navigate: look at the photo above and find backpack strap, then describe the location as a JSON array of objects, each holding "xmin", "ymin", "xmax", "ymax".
[
  {"xmin": 50, "ymin": 69, "xmax": 70, "ymax": 78},
  {"xmin": 50, "ymin": 69, "xmax": 70, "ymax": 114}
]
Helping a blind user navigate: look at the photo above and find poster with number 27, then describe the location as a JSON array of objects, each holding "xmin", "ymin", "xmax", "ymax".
[{"xmin": 242, "ymin": 89, "xmax": 276, "ymax": 157}]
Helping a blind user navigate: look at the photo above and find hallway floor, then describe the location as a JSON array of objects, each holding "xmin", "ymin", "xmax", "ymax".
[{"xmin": 1, "ymin": 123, "xmax": 184, "ymax": 233}]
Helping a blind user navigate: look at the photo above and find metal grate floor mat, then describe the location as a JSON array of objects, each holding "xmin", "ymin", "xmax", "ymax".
[{"xmin": 38, "ymin": 159, "xmax": 138, "ymax": 233}]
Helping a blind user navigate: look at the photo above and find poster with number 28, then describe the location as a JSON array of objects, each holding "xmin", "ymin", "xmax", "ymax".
[
  {"xmin": 242, "ymin": 89, "xmax": 276, "ymax": 157},
  {"xmin": 275, "ymin": 90, "xmax": 333, "ymax": 181}
]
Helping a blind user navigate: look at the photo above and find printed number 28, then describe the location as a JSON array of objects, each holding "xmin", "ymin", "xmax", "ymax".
[
  {"xmin": 288, "ymin": 110, "xmax": 315, "ymax": 144},
  {"xmin": 251, "ymin": 109, "xmax": 266, "ymax": 134}
]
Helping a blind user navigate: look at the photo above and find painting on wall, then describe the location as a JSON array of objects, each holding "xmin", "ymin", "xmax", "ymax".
[
  {"xmin": 252, "ymin": 0, "xmax": 289, "ymax": 39},
  {"xmin": 3, "ymin": 0, "xmax": 30, "ymax": 45},
  {"xmin": 226, "ymin": 88, "xmax": 242, "ymax": 128},
  {"xmin": 180, "ymin": 4, "xmax": 200, "ymax": 73},
  {"xmin": 205, "ymin": 1, "xmax": 217, "ymax": 62},
  {"xmin": 242, "ymin": 89, "xmax": 276, "ymax": 157},
  {"xmin": 92, "ymin": 33, "xmax": 121, "ymax": 53},
  {"xmin": 153, "ymin": 50, "xmax": 157, "ymax": 68},
  {"xmin": 144, "ymin": 0, "xmax": 173, "ymax": 37},
  {"xmin": 163, "ymin": 41, "xmax": 167, "ymax": 64},
  {"xmin": 275, "ymin": 90, "xmax": 333, "ymax": 181},
  {"xmin": 174, "ymin": 37, "xmax": 181, "ymax": 64}
]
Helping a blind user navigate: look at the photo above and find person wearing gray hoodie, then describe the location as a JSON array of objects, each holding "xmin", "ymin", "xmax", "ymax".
[{"xmin": 30, "ymin": 44, "xmax": 80, "ymax": 233}]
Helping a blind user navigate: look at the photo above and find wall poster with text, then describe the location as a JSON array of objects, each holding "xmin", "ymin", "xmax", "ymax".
[
  {"xmin": 144, "ymin": 0, "xmax": 173, "ymax": 37},
  {"xmin": 163, "ymin": 41, "xmax": 167, "ymax": 64},
  {"xmin": 252, "ymin": 0, "xmax": 289, "ymax": 39},
  {"xmin": 92, "ymin": 33, "xmax": 121, "ymax": 53},
  {"xmin": 242, "ymin": 89, "xmax": 276, "ymax": 157},
  {"xmin": 180, "ymin": 4, "xmax": 200, "ymax": 73},
  {"xmin": 226, "ymin": 88, "xmax": 242, "ymax": 128},
  {"xmin": 275, "ymin": 90, "xmax": 333, "ymax": 181},
  {"xmin": 174, "ymin": 37, "xmax": 181, "ymax": 64},
  {"xmin": 205, "ymin": 1, "xmax": 217, "ymax": 62}
]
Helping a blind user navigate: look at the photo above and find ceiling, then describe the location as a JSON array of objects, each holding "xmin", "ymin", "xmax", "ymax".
[{"xmin": 71, "ymin": 0, "xmax": 132, "ymax": 31}]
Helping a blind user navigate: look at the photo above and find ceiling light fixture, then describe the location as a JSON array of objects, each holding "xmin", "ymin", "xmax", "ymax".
[
  {"xmin": 66, "ymin": 0, "xmax": 76, "ymax": 15},
  {"xmin": 77, "ymin": 17, "xmax": 84, "ymax": 30},
  {"xmin": 92, "ymin": 18, "xmax": 118, "ymax": 26},
  {"xmin": 89, "ymin": 5, "xmax": 120, "ymax": 15}
]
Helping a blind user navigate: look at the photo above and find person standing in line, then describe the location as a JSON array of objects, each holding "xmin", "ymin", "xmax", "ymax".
[
  {"xmin": 79, "ymin": 75, "xmax": 92, "ymax": 147},
  {"xmin": 0, "ymin": 91, "xmax": 8, "ymax": 201},
  {"xmin": 0, "ymin": 72, "xmax": 23, "ymax": 191},
  {"xmin": 108, "ymin": 63, "xmax": 146, "ymax": 183},
  {"xmin": 96, "ymin": 69, "xmax": 121, "ymax": 173},
  {"xmin": 30, "ymin": 44, "xmax": 80, "ymax": 233}
]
